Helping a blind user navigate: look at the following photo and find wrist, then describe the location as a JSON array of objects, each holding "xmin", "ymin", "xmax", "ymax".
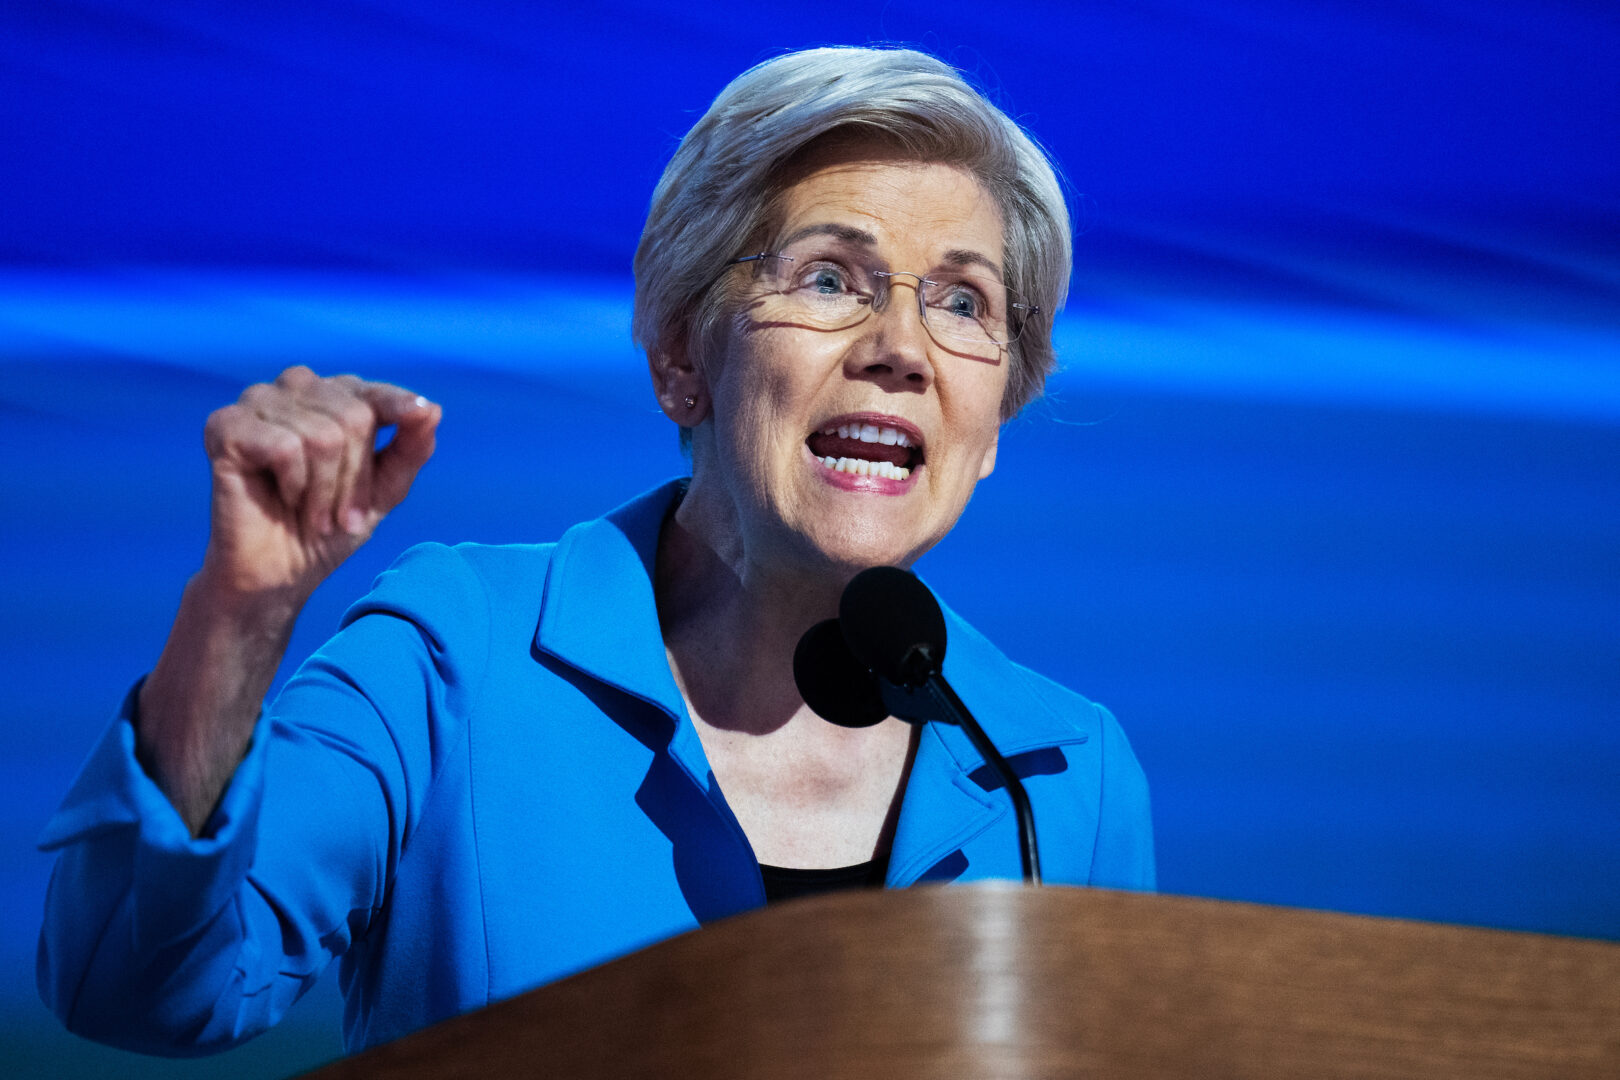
[{"xmin": 190, "ymin": 555, "xmax": 314, "ymax": 631}]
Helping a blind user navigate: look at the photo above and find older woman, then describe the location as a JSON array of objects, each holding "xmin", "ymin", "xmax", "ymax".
[{"xmin": 38, "ymin": 46, "xmax": 1153, "ymax": 1056}]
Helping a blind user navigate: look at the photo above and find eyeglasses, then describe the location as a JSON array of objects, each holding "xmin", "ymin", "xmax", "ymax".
[{"xmin": 725, "ymin": 239, "xmax": 1038, "ymax": 358}]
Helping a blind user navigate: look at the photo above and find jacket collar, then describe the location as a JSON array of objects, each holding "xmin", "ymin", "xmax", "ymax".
[
  {"xmin": 533, "ymin": 479, "xmax": 688, "ymax": 721},
  {"xmin": 531, "ymin": 479, "xmax": 1090, "ymax": 880},
  {"xmin": 531, "ymin": 479, "xmax": 717, "ymax": 776}
]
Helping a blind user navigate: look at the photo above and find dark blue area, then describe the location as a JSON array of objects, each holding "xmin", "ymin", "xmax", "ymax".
[{"xmin": 1, "ymin": 3, "xmax": 1614, "ymax": 273}]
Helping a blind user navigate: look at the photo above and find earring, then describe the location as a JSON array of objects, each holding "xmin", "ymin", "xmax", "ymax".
[{"xmin": 683, "ymin": 396, "xmax": 697, "ymax": 410}]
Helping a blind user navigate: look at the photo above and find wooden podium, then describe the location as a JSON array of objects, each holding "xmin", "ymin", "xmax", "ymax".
[{"xmin": 307, "ymin": 884, "xmax": 1620, "ymax": 1079}]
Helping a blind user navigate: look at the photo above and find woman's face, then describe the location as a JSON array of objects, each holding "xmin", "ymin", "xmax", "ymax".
[{"xmin": 690, "ymin": 146, "xmax": 1011, "ymax": 577}]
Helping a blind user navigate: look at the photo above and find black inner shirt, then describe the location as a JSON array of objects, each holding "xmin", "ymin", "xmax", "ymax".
[{"xmin": 758, "ymin": 854, "xmax": 889, "ymax": 904}]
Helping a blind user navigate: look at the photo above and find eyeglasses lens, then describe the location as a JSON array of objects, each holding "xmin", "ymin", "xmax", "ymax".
[{"xmin": 746, "ymin": 243, "xmax": 1024, "ymax": 353}]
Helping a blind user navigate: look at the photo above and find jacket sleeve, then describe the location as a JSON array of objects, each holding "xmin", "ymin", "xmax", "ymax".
[
  {"xmin": 1088, "ymin": 702, "xmax": 1157, "ymax": 891},
  {"xmin": 35, "ymin": 543, "xmax": 489, "ymax": 1056}
]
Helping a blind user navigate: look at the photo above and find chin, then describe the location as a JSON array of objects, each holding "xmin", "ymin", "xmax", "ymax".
[{"xmin": 797, "ymin": 514, "xmax": 934, "ymax": 577}]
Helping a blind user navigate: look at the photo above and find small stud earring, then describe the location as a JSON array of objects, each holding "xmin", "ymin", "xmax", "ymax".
[{"xmin": 683, "ymin": 396, "xmax": 697, "ymax": 410}]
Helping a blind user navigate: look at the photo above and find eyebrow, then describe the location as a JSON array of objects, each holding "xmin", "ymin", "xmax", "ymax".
[
  {"xmin": 779, "ymin": 223, "xmax": 1005, "ymax": 281},
  {"xmin": 940, "ymin": 248, "xmax": 1004, "ymax": 281},
  {"xmin": 779, "ymin": 222, "xmax": 878, "ymax": 248}
]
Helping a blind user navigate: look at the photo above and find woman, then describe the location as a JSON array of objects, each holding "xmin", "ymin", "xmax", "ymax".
[{"xmin": 38, "ymin": 46, "xmax": 1153, "ymax": 1055}]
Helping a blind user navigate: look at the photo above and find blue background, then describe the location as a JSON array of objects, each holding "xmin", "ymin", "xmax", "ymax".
[{"xmin": 3, "ymin": 2, "xmax": 1616, "ymax": 1076}]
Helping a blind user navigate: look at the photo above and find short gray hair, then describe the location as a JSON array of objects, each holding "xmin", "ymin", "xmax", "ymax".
[{"xmin": 632, "ymin": 46, "xmax": 1071, "ymax": 423}]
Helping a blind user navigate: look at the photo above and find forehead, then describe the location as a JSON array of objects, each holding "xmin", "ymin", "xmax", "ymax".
[{"xmin": 770, "ymin": 156, "xmax": 1005, "ymax": 266}]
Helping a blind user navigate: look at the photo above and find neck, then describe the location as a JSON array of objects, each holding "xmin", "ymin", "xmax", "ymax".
[
  {"xmin": 654, "ymin": 472, "xmax": 920, "ymax": 869},
  {"xmin": 655, "ymin": 475, "xmax": 849, "ymax": 736}
]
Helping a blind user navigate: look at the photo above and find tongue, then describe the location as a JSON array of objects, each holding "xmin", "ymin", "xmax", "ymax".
[{"xmin": 806, "ymin": 432, "xmax": 913, "ymax": 467}]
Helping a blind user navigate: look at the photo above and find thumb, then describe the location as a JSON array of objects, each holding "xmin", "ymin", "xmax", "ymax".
[{"xmin": 365, "ymin": 388, "xmax": 441, "ymax": 514}]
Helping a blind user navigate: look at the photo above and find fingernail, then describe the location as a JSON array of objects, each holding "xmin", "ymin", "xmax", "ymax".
[
  {"xmin": 345, "ymin": 508, "xmax": 367, "ymax": 535},
  {"xmin": 412, "ymin": 395, "xmax": 430, "ymax": 409}
]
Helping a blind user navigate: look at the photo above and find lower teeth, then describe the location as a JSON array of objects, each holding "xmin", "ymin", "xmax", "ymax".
[{"xmin": 821, "ymin": 455, "xmax": 910, "ymax": 481}]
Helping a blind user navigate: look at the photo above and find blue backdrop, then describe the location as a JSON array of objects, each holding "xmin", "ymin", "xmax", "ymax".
[{"xmin": 3, "ymin": 3, "xmax": 1616, "ymax": 1077}]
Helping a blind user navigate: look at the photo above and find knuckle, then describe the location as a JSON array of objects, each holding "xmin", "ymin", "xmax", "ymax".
[
  {"xmin": 238, "ymin": 382, "xmax": 277, "ymax": 408},
  {"xmin": 337, "ymin": 398, "xmax": 374, "ymax": 436},
  {"xmin": 305, "ymin": 421, "xmax": 347, "ymax": 459},
  {"xmin": 268, "ymin": 423, "xmax": 302, "ymax": 452},
  {"xmin": 204, "ymin": 404, "xmax": 252, "ymax": 451},
  {"xmin": 204, "ymin": 403, "xmax": 240, "ymax": 433},
  {"xmin": 275, "ymin": 364, "xmax": 317, "ymax": 388},
  {"xmin": 266, "ymin": 431, "xmax": 303, "ymax": 469}
]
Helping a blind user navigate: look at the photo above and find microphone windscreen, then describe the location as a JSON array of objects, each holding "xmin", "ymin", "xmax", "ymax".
[
  {"xmin": 793, "ymin": 619, "xmax": 889, "ymax": 728},
  {"xmin": 839, "ymin": 566, "xmax": 947, "ymax": 687}
]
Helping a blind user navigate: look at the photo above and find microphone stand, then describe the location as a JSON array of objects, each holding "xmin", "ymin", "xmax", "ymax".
[
  {"xmin": 878, "ymin": 674, "xmax": 1042, "ymax": 886},
  {"xmin": 829, "ymin": 567, "xmax": 1044, "ymax": 887}
]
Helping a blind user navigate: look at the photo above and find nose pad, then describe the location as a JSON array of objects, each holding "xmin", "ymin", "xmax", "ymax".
[{"xmin": 869, "ymin": 272, "xmax": 930, "ymax": 334}]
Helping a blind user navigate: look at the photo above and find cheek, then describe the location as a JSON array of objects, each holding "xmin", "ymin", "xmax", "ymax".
[
  {"xmin": 708, "ymin": 341, "xmax": 804, "ymax": 470},
  {"xmin": 714, "ymin": 330, "xmax": 829, "ymax": 446},
  {"xmin": 944, "ymin": 371, "xmax": 1008, "ymax": 468}
]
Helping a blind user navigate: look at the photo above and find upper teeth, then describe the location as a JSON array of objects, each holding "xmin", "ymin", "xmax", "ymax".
[{"xmin": 824, "ymin": 423, "xmax": 914, "ymax": 447}]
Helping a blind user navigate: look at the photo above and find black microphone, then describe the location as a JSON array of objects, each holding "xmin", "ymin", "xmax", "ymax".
[
  {"xmin": 792, "ymin": 619, "xmax": 889, "ymax": 729},
  {"xmin": 805, "ymin": 567, "xmax": 1042, "ymax": 885},
  {"xmin": 837, "ymin": 566, "xmax": 948, "ymax": 688}
]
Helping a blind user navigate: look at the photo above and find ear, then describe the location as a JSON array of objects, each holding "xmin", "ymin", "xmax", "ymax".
[
  {"xmin": 648, "ymin": 332, "xmax": 709, "ymax": 427},
  {"xmin": 976, "ymin": 427, "xmax": 1000, "ymax": 480}
]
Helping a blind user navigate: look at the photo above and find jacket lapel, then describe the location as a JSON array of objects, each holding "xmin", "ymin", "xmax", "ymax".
[
  {"xmin": 531, "ymin": 480, "xmax": 719, "ymax": 791},
  {"xmin": 886, "ymin": 598, "xmax": 1092, "ymax": 885},
  {"xmin": 532, "ymin": 480, "xmax": 1091, "ymax": 890}
]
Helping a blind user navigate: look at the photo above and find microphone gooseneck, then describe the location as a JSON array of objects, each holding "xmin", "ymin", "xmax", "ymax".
[{"xmin": 800, "ymin": 567, "xmax": 1042, "ymax": 885}]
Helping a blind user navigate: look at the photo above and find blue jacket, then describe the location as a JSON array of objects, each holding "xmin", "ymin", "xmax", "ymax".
[{"xmin": 38, "ymin": 480, "xmax": 1154, "ymax": 1056}]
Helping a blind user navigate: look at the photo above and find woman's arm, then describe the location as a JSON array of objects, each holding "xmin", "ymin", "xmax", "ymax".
[
  {"xmin": 136, "ymin": 365, "xmax": 440, "ymax": 835},
  {"xmin": 39, "ymin": 540, "xmax": 492, "ymax": 1055}
]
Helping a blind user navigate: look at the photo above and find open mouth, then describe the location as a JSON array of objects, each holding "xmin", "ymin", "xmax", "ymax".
[{"xmin": 805, "ymin": 419, "xmax": 925, "ymax": 482}]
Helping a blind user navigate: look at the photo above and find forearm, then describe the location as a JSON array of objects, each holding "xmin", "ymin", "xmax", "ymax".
[
  {"xmin": 39, "ymin": 566, "xmax": 440, "ymax": 1055},
  {"xmin": 136, "ymin": 567, "xmax": 310, "ymax": 836}
]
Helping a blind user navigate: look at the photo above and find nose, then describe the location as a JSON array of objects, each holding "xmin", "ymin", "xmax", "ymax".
[{"xmin": 847, "ymin": 274, "xmax": 934, "ymax": 392}]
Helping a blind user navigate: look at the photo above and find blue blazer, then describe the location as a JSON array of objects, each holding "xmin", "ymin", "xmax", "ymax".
[{"xmin": 38, "ymin": 480, "xmax": 1154, "ymax": 1055}]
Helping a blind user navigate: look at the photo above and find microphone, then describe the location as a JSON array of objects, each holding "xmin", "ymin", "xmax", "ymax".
[
  {"xmin": 795, "ymin": 567, "xmax": 1042, "ymax": 885},
  {"xmin": 837, "ymin": 566, "xmax": 948, "ymax": 688},
  {"xmin": 792, "ymin": 619, "xmax": 889, "ymax": 729}
]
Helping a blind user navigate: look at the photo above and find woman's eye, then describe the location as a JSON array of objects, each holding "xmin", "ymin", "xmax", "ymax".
[
  {"xmin": 804, "ymin": 267, "xmax": 849, "ymax": 294},
  {"xmin": 938, "ymin": 285, "xmax": 982, "ymax": 320}
]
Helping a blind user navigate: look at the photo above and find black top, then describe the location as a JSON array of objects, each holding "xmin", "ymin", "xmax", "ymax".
[{"xmin": 759, "ymin": 856, "xmax": 889, "ymax": 905}]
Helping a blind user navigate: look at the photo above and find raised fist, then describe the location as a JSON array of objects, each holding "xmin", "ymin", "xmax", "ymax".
[{"xmin": 200, "ymin": 365, "xmax": 441, "ymax": 600}]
